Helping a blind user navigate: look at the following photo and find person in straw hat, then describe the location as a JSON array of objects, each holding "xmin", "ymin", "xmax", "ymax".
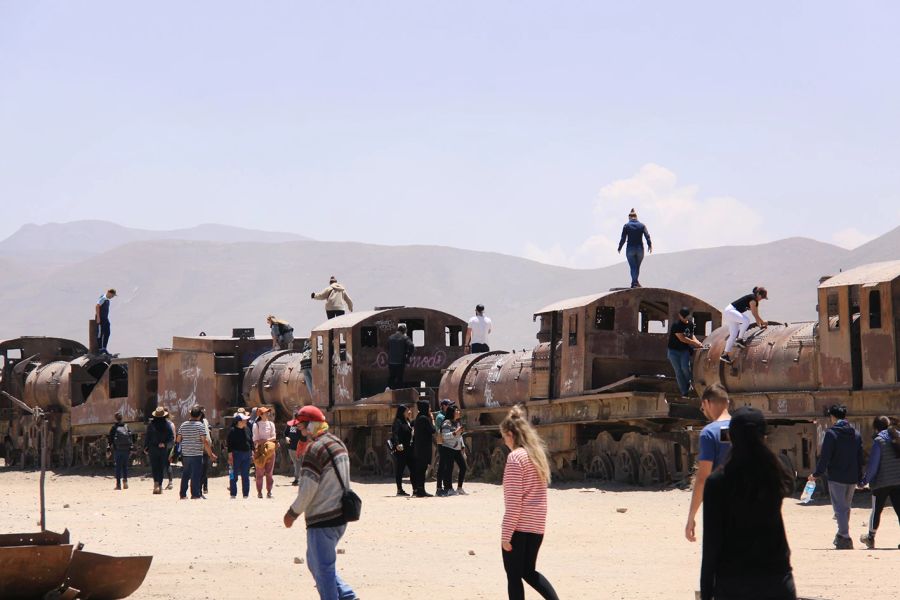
[
  {"xmin": 253, "ymin": 407, "xmax": 278, "ymax": 498},
  {"xmin": 144, "ymin": 406, "xmax": 175, "ymax": 494}
]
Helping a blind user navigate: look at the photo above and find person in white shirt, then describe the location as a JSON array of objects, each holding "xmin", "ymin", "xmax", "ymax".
[{"xmin": 465, "ymin": 304, "xmax": 493, "ymax": 353}]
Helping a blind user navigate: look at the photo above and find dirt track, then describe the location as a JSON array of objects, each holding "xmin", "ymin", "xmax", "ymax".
[{"xmin": 1, "ymin": 470, "xmax": 896, "ymax": 599}]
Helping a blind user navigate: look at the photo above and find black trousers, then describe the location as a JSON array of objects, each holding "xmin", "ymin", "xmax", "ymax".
[
  {"xmin": 98, "ymin": 320, "xmax": 111, "ymax": 352},
  {"xmin": 439, "ymin": 446, "xmax": 467, "ymax": 490},
  {"xmin": 394, "ymin": 450, "xmax": 415, "ymax": 490},
  {"xmin": 411, "ymin": 456, "xmax": 429, "ymax": 493},
  {"xmin": 149, "ymin": 448, "xmax": 168, "ymax": 485},
  {"xmin": 388, "ymin": 364, "xmax": 405, "ymax": 389},
  {"xmin": 502, "ymin": 531, "xmax": 559, "ymax": 600},
  {"xmin": 326, "ymin": 310, "xmax": 345, "ymax": 319},
  {"xmin": 869, "ymin": 485, "xmax": 900, "ymax": 532},
  {"xmin": 471, "ymin": 342, "xmax": 490, "ymax": 353}
]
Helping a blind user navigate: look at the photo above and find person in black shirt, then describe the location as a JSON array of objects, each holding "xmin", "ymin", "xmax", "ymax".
[
  {"xmin": 227, "ymin": 413, "xmax": 252, "ymax": 499},
  {"xmin": 144, "ymin": 407, "xmax": 175, "ymax": 495},
  {"xmin": 667, "ymin": 307, "xmax": 703, "ymax": 397},
  {"xmin": 283, "ymin": 411, "xmax": 307, "ymax": 486},
  {"xmin": 387, "ymin": 323, "xmax": 415, "ymax": 390},
  {"xmin": 391, "ymin": 404, "xmax": 415, "ymax": 496},
  {"xmin": 412, "ymin": 400, "xmax": 435, "ymax": 497},
  {"xmin": 720, "ymin": 286, "xmax": 768, "ymax": 365},
  {"xmin": 701, "ymin": 407, "xmax": 796, "ymax": 600}
]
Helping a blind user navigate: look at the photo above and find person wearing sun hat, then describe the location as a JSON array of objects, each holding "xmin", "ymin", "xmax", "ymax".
[
  {"xmin": 144, "ymin": 406, "xmax": 174, "ymax": 495},
  {"xmin": 253, "ymin": 407, "xmax": 278, "ymax": 498}
]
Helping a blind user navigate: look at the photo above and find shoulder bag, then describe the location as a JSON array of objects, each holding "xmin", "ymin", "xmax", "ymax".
[{"xmin": 323, "ymin": 440, "xmax": 362, "ymax": 522}]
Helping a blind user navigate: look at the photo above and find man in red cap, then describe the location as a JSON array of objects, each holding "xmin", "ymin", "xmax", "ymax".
[{"xmin": 284, "ymin": 406, "xmax": 358, "ymax": 600}]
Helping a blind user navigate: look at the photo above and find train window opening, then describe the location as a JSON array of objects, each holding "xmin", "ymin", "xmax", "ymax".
[
  {"xmin": 869, "ymin": 290, "xmax": 882, "ymax": 329},
  {"xmin": 214, "ymin": 353, "xmax": 238, "ymax": 374},
  {"xmin": 826, "ymin": 293, "xmax": 840, "ymax": 330},
  {"xmin": 402, "ymin": 319, "xmax": 426, "ymax": 347},
  {"xmin": 6, "ymin": 348, "xmax": 22, "ymax": 362},
  {"xmin": 338, "ymin": 333, "xmax": 347, "ymax": 362},
  {"xmin": 316, "ymin": 336, "xmax": 324, "ymax": 363},
  {"xmin": 361, "ymin": 327, "xmax": 378, "ymax": 348},
  {"xmin": 638, "ymin": 301, "xmax": 669, "ymax": 334},
  {"xmin": 849, "ymin": 286, "xmax": 861, "ymax": 317},
  {"xmin": 109, "ymin": 364, "xmax": 129, "ymax": 398},
  {"xmin": 568, "ymin": 313, "xmax": 578, "ymax": 346},
  {"xmin": 445, "ymin": 326, "xmax": 462, "ymax": 347},
  {"xmin": 693, "ymin": 312, "xmax": 713, "ymax": 337},
  {"xmin": 595, "ymin": 306, "xmax": 615, "ymax": 331}
]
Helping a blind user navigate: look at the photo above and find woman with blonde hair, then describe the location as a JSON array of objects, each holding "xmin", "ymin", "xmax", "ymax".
[
  {"xmin": 499, "ymin": 405, "xmax": 559, "ymax": 600},
  {"xmin": 266, "ymin": 315, "xmax": 294, "ymax": 350}
]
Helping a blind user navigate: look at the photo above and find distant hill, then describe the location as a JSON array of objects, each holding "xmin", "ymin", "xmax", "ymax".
[
  {"xmin": 1, "ymin": 224, "xmax": 898, "ymax": 356},
  {"xmin": 0, "ymin": 220, "xmax": 310, "ymax": 262}
]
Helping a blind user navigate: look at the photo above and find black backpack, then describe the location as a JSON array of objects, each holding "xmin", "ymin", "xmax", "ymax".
[{"xmin": 114, "ymin": 424, "xmax": 132, "ymax": 450}]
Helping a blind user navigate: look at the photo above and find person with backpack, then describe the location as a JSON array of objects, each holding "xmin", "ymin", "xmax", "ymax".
[
  {"xmin": 311, "ymin": 276, "xmax": 354, "ymax": 319},
  {"xmin": 144, "ymin": 407, "xmax": 174, "ymax": 495},
  {"xmin": 438, "ymin": 404, "xmax": 467, "ymax": 496},
  {"xmin": 267, "ymin": 315, "xmax": 295, "ymax": 350},
  {"xmin": 283, "ymin": 405, "xmax": 358, "ymax": 600},
  {"xmin": 859, "ymin": 416, "xmax": 900, "ymax": 549},
  {"xmin": 108, "ymin": 412, "xmax": 132, "ymax": 490}
]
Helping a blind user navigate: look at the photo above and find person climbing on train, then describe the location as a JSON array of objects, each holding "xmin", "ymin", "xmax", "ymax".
[
  {"xmin": 228, "ymin": 412, "xmax": 252, "ymax": 499},
  {"xmin": 859, "ymin": 416, "xmax": 900, "ymax": 549},
  {"xmin": 617, "ymin": 208, "xmax": 652, "ymax": 288},
  {"xmin": 253, "ymin": 407, "xmax": 278, "ymax": 499},
  {"xmin": 465, "ymin": 304, "xmax": 493, "ymax": 353},
  {"xmin": 433, "ymin": 399, "xmax": 451, "ymax": 495},
  {"xmin": 387, "ymin": 323, "xmax": 415, "ymax": 390},
  {"xmin": 667, "ymin": 307, "xmax": 703, "ymax": 397},
  {"xmin": 720, "ymin": 286, "xmax": 768, "ymax": 365},
  {"xmin": 500, "ymin": 405, "xmax": 560, "ymax": 600},
  {"xmin": 700, "ymin": 407, "xmax": 797, "ymax": 600},
  {"xmin": 311, "ymin": 276, "xmax": 354, "ymax": 319},
  {"xmin": 685, "ymin": 384, "xmax": 731, "ymax": 543},
  {"xmin": 810, "ymin": 404, "xmax": 864, "ymax": 549},
  {"xmin": 94, "ymin": 288, "xmax": 116, "ymax": 354},
  {"xmin": 267, "ymin": 315, "xmax": 295, "ymax": 350},
  {"xmin": 412, "ymin": 399, "xmax": 435, "ymax": 497},
  {"xmin": 108, "ymin": 411, "xmax": 132, "ymax": 490},
  {"xmin": 439, "ymin": 404, "xmax": 467, "ymax": 496},
  {"xmin": 390, "ymin": 404, "xmax": 415, "ymax": 496},
  {"xmin": 144, "ymin": 407, "xmax": 174, "ymax": 495}
]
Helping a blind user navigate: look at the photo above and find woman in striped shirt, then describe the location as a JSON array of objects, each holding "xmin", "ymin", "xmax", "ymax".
[{"xmin": 500, "ymin": 406, "xmax": 559, "ymax": 600}]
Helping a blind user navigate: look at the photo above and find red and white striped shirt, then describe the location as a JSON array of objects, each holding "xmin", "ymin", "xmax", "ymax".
[{"xmin": 502, "ymin": 447, "xmax": 548, "ymax": 543}]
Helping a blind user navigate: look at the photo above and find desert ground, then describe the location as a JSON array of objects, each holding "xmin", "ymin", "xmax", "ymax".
[{"xmin": 2, "ymin": 470, "xmax": 897, "ymax": 600}]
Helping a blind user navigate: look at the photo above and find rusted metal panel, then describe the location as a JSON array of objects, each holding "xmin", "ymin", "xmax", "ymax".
[
  {"xmin": 64, "ymin": 549, "xmax": 152, "ymax": 600},
  {"xmin": 438, "ymin": 351, "xmax": 507, "ymax": 407},
  {"xmin": 158, "ymin": 348, "xmax": 216, "ymax": 422},
  {"xmin": 243, "ymin": 349, "xmax": 312, "ymax": 421},
  {"xmin": 0, "ymin": 529, "xmax": 70, "ymax": 547},
  {"xmin": 818, "ymin": 260, "xmax": 900, "ymax": 288},
  {"xmin": 0, "ymin": 544, "xmax": 73, "ymax": 599},
  {"xmin": 71, "ymin": 357, "xmax": 157, "ymax": 426}
]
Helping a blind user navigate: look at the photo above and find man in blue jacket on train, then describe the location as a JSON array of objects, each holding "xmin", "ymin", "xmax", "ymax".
[{"xmin": 617, "ymin": 208, "xmax": 652, "ymax": 288}]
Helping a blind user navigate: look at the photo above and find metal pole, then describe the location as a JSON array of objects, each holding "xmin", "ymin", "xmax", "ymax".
[{"xmin": 40, "ymin": 418, "xmax": 47, "ymax": 532}]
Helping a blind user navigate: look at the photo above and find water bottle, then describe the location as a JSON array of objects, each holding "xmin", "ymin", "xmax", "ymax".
[
  {"xmin": 799, "ymin": 479, "xmax": 816, "ymax": 504},
  {"xmin": 229, "ymin": 464, "xmax": 235, "ymax": 482}
]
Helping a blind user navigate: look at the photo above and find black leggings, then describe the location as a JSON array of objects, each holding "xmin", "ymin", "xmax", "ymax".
[
  {"xmin": 394, "ymin": 450, "xmax": 414, "ymax": 490},
  {"xmin": 149, "ymin": 448, "xmax": 168, "ymax": 485},
  {"xmin": 869, "ymin": 485, "xmax": 900, "ymax": 532},
  {"xmin": 502, "ymin": 531, "xmax": 558, "ymax": 600},
  {"xmin": 440, "ymin": 447, "xmax": 467, "ymax": 490}
]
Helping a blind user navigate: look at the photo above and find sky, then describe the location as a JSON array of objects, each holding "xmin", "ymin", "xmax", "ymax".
[{"xmin": 1, "ymin": 1, "xmax": 899, "ymax": 268}]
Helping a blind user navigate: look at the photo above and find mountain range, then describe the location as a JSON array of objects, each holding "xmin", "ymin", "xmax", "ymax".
[{"xmin": 1, "ymin": 220, "xmax": 898, "ymax": 356}]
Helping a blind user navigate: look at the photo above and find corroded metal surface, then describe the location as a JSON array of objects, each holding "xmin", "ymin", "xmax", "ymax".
[
  {"xmin": 437, "ymin": 351, "xmax": 507, "ymax": 408},
  {"xmin": 64, "ymin": 549, "xmax": 152, "ymax": 600},
  {"xmin": 0, "ymin": 544, "xmax": 73, "ymax": 599},
  {"xmin": 242, "ymin": 349, "xmax": 311, "ymax": 421},
  {"xmin": 0, "ymin": 528, "xmax": 70, "ymax": 547}
]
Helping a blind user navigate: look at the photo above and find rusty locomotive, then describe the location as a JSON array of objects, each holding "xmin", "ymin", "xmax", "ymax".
[{"xmin": 2, "ymin": 260, "xmax": 899, "ymax": 484}]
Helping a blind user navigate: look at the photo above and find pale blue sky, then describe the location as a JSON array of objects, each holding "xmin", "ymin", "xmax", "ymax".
[{"xmin": 2, "ymin": 1, "xmax": 898, "ymax": 267}]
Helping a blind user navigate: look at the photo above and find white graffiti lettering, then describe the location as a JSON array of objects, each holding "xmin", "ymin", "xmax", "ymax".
[{"xmin": 369, "ymin": 351, "xmax": 447, "ymax": 369}]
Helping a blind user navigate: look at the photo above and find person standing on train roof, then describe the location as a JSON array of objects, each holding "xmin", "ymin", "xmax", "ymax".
[
  {"xmin": 667, "ymin": 307, "xmax": 703, "ymax": 398},
  {"xmin": 267, "ymin": 315, "xmax": 294, "ymax": 350},
  {"xmin": 311, "ymin": 276, "xmax": 354, "ymax": 319},
  {"xmin": 685, "ymin": 384, "xmax": 732, "ymax": 543},
  {"xmin": 387, "ymin": 323, "xmax": 415, "ymax": 390},
  {"xmin": 95, "ymin": 288, "xmax": 116, "ymax": 354},
  {"xmin": 617, "ymin": 208, "xmax": 652, "ymax": 288},
  {"xmin": 720, "ymin": 286, "xmax": 768, "ymax": 365},
  {"xmin": 465, "ymin": 304, "xmax": 493, "ymax": 353}
]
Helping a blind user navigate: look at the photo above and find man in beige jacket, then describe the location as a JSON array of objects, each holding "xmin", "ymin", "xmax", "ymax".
[{"xmin": 311, "ymin": 276, "xmax": 354, "ymax": 319}]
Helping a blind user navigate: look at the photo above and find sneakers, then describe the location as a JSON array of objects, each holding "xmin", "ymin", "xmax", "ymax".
[
  {"xmin": 860, "ymin": 532, "xmax": 875, "ymax": 549},
  {"xmin": 267, "ymin": 492, "xmax": 273, "ymax": 499},
  {"xmin": 444, "ymin": 489, "xmax": 458, "ymax": 497},
  {"xmin": 435, "ymin": 489, "xmax": 447, "ymax": 497},
  {"xmin": 414, "ymin": 490, "xmax": 433, "ymax": 498},
  {"xmin": 114, "ymin": 483, "xmax": 122, "ymax": 490},
  {"xmin": 258, "ymin": 492, "xmax": 263, "ymax": 499},
  {"xmin": 456, "ymin": 488, "xmax": 468, "ymax": 495},
  {"xmin": 735, "ymin": 338, "xmax": 747, "ymax": 349},
  {"xmin": 834, "ymin": 535, "xmax": 854, "ymax": 550},
  {"xmin": 123, "ymin": 480, "xmax": 128, "ymax": 490},
  {"xmin": 719, "ymin": 353, "xmax": 734, "ymax": 365},
  {"xmin": 165, "ymin": 482, "xmax": 173, "ymax": 490},
  {"xmin": 396, "ymin": 489, "xmax": 410, "ymax": 497}
]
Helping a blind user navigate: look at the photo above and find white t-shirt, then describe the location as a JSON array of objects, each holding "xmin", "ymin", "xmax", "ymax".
[{"xmin": 467, "ymin": 315, "xmax": 492, "ymax": 344}]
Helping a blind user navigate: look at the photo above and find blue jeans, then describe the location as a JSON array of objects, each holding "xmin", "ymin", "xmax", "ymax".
[
  {"xmin": 180, "ymin": 455, "xmax": 204, "ymax": 499},
  {"xmin": 114, "ymin": 449, "xmax": 130, "ymax": 484},
  {"xmin": 98, "ymin": 320, "xmax": 111, "ymax": 352},
  {"xmin": 666, "ymin": 348, "xmax": 692, "ymax": 396},
  {"xmin": 306, "ymin": 525, "xmax": 356, "ymax": 600},
  {"xmin": 230, "ymin": 451, "xmax": 251, "ymax": 497},
  {"xmin": 829, "ymin": 481, "xmax": 856, "ymax": 538},
  {"xmin": 625, "ymin": 246, "xmax": 644, "ymax": 287}
]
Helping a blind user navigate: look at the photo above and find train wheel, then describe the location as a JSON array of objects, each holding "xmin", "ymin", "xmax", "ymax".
[
  {"xmin": 615, "ymin": 448, "xmax": 640, "ymax": 484},
  {"xmin": 639, "ymin": 450, "xmax": 668, "ymax": 486},
  {"xmin": 586, "ymin": 452, "xmax": 615, "ymax": 481}
]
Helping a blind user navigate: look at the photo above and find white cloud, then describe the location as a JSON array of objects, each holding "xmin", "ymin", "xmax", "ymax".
[
  {"xmin": 525, "ymin": 163, "xmax": 765, "ymax": 269},
  {"xmin": 832, "ymin": 227, "xmax": 875, "ymax": 250}
]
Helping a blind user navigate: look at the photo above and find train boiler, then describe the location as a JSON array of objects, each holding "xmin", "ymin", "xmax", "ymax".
[
  {"xmin": 693, "ymin": 261, "xmax": 900, "ymax": 477},
  {"xmin": 440, "ymin": 288, "xmax": 721, "ymax": 484}
]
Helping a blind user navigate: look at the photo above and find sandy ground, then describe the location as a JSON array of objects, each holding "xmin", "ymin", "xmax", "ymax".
[{"xmin": 1, "ymin": 469, "xmax": 897, "ymax": 600}]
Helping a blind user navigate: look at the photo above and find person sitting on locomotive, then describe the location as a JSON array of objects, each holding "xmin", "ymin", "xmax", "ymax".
[
  {"xmin": 438, "ymin": 404, "xmax": 467, "ymax": 496},
  {"xmin": 667, "ymin": 307, "xmax": 703, "ymax": 397},
  {"xmin": 267, "ymin": 315, "xmax": 295, "ymax": 350},
  {"xmin": 720, "ymin": 286, "xmax": 768, "ymax": 365},
  {"xmin": 390, "ymin": 404, "xmax": 415, "ymax": 497}
]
